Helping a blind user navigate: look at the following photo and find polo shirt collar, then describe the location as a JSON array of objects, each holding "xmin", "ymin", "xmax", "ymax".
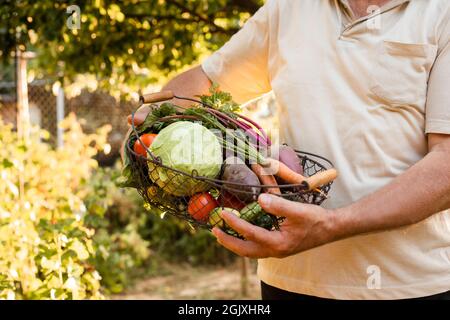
[{"xmin": 338, "ymin": 0, "xmax": 411, "ymax": 21}]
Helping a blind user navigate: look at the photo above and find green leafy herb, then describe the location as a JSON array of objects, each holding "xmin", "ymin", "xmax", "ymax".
[
  {"xmin": 198, "ymin": 84, "xmax": 241, "ymax": 114},
  {"xmin": 184, "ymin": 107, "xmax": 220, "ymax": 130},
  {"xmin": 137, "ymin": 103, "xmax": 178, "ymax": 134},
  {"xmin": 152, "ymin": 103, "xmax": 178, "ymax": 119}
]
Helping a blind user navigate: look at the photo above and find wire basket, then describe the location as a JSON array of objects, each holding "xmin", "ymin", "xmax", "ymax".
[{"xmin": 124, "ymin": 92, "xmax": 336, "ymax": 236}]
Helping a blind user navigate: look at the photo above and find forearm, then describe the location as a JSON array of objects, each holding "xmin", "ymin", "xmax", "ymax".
[
  {"xmin": 333, "ymin": 145, "xmax": 450, "ymax": 240},
  {"xmin": 160, "ymin": 65, "xmax": 212, "ymax": 108}
]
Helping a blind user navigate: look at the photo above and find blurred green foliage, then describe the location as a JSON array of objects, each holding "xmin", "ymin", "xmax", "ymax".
[
  {"xmin": 83, "ymin": 167, "xmax": 151, "ymax": 294},
  {"xmin": 143, "ymin": 214, "xmax": 235, "ymax": 266},
  {"xmin": 0, "ymin": 0, "xmax": 254, "ymax": 299},
  {"xmin": 87, "ymin": 165, "xmax": 236, "ymax": 293},
  {"xmin": 0, "ymin": 114, "xmax": 235, "ymax": 299},
  {"xmin": 0, "ymin": 115, "xmax": 109, "ymax": 299},
  {"xmin": 0, "ymin": 0, "xmax": 263, "ymax": 93}
]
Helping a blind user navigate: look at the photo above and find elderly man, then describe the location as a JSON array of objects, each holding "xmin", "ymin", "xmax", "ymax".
[{"xmin": 129, "ymin": 0, "xmax": 450, "ymax": 300}]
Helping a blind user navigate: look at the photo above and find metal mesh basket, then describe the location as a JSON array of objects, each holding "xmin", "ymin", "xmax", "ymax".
[{"xmin": 124, "ymin": 92, "xmax": 335, "ymax": 236}]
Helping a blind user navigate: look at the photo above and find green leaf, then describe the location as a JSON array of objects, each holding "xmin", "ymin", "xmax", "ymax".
[
  {"xmin": 199, "ymin": 84, "xmax": 241, "ymax": 113},
  {"xmin": 90, "ymin": 203, "xmax": 106, "ymax": 216},
  {"xmin": 150, "ymin": 103, "xmax": 177, "ymax": 119},
  {"xmin": 115, "ymin": 165, "xmax": 140, "ymax": 189},
  {"xmin": 70, "ymin": 239, "xmax": 90, "ymax": 260},
  {"xmin": 0, "ymin": 0, "xmax": 263, "ymax": 95},
  {"xmin": 61, "ymin": 249, "xmax": 77, "ymax": 261},
  {"xmin": 1, "ymin": 159, "xmax": 13, "ymax": 168}
]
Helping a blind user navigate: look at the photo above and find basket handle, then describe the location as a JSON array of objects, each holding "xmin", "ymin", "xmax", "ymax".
[
  {"xmin": 140, "ymin": 90, "xmax": 174, "ymax": 104},
  {"xmin": 303, "ymin": 169, "xmax": 338, "ymax": 191}
]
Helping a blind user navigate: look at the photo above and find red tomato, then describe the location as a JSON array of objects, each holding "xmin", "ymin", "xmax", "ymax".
[
  {"xmin": 188, "ymin": 193, "xmax": 219, "ymax": 222},
  {"xmin": 133, "ymin": 133, "xmax": 157, "ymax": 157}
]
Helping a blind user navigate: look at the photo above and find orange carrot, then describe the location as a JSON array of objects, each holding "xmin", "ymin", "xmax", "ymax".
[
  {"xmin": 262, "ymin": 158, "xmax": 338, "ymax": 191},
  {"xmin": 263, "ymin": 158, "xmax": 307, "ymax": 184},
  {"xmin": 304, "ymin": 169, "xmax": 338, "ymax": 191},
  {"xmin": 251, "ymin": 163, "xmax": 281, "ymax": 195}
]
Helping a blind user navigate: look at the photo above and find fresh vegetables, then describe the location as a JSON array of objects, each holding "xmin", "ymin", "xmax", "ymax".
[
  {"xmin": 272, "ymin": 145, "xmax": 304, "ymax": 183},
  {"xmin": 119, "ymin": 87, "xmax": 338, "ymax": 239},
  {"xmin": 117, "ymin": 103, "xmax": 178, "ymax": 188},
  {"xmin": 183, "ymin": 108, "xmax": 267, "ymax": 164},
  {"xmin": 148, "ymin": 121, "xmax": 223, "ymax": 196},
  {"xmin": 221, "ymin": 157, "xmax": 261, "ymax": 202},
  {"xmin": 209, "ymin": 203, "xmax": 275, "ymax": 236},
  {"xmin": 263, "ymin": 157, "xmax": 338, "ymax": 191},
  {"xmin": 208, "ymin": 207, "xmax": 240, "ymax": 228},
  {"xmin": 133, "ymin": 133, "xmax": 157, "ymax": 157},
  {"xmin": 147, "ymin": 186, "xmax": 186, "ymax": 212},
  {"xmin": 251, "ymin": 163, "xmax": 281, "ymax": 195},
  {"xmin": 240, "ymin": 202, "xmax": 265, "ymax": 223},
  {"xmin": 239, "ymin": 202, "xmax": 275, "ymax": 231},
  {"xmin": 263, "ymin": 158, "xmax": 307, "ymax": 185},
  {"xmin": 188, "ymin": 192, "xmax": 219, "ymax": 222},
  {"xmin": 303, "ymin": 168, "xmax": 338, "ymax": 191},
  {"xmin": 218, "ymin": 190, "xmax": 246, "ymax": 211},
  {"xmin": 199, "ymin": 84, "xmax": 241, "ymax": 114}
]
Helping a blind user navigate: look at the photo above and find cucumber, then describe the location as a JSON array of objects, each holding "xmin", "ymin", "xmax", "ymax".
[
  {"xmin": 208, "ymin": 207, "xmax": 240, "ymax": 229},
  {"xmin": 240, "ymin": 202, "xmax": 264, "ymax": 223},
  {"xmin": 240, "ymin": 202, "xmax": 275, "ymax": 230}
]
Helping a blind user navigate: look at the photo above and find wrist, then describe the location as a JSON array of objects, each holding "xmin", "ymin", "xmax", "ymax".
[{"xmin": 326, "ymin": 206, "xmax": 355, "ymax": 242}]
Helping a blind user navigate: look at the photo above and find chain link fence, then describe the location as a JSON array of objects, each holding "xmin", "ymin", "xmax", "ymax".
[
  {"xmin": 65, "ymin": 89, "xmax": 135, "ymax": 165},
  {"xmin": 0, "ymin": 81, "xmax": 17, "ymax": 127}
]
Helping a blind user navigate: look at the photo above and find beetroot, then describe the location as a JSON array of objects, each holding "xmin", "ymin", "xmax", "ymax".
[
  {"xmin": 221, "ymin": 157, "xmax": 261, "ymax": 202},
  {"xmin": 271, "ymin": 145, "xmax": 304, "ymax": 184}
]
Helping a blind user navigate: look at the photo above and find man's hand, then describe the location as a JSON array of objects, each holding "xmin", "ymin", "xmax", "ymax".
[
  {"xmin": 212, "ymin": 134, "xmax": 450, "ymax": 259},
  {"xmin": 212, "ymin": 194, "xmax": 339, "ymax": 259}
]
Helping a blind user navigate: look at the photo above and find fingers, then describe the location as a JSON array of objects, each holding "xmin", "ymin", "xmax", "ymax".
[
  {"xmin": 127, "ymin": 105, "xmax": 152, "ymax": 126},
  {"xmin": 220, "ymin": 210, "xmax": 276, "ymax": 246},
  {"xmin": 258, "ymin": 193, "xmax": 310, "ymax": 218},
  {"xmin": 211, "ymin": 227, "xmax": 270, "ymax": 258}
]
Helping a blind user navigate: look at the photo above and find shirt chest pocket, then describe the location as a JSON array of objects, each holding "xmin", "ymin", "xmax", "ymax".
[{"xmin": 369, "ymin": 41, "xmax": 437, "ymax": 106}]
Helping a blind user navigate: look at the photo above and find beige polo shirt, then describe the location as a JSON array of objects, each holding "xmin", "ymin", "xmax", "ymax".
[{"xmin": 202, "ymin": 0, "xmax": 450, "ymax": 299}]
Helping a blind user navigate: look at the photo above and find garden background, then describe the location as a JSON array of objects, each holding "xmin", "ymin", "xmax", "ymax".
[{"xmin": 0, "ymin": 0, "xmax": 278, "ymax": 299}]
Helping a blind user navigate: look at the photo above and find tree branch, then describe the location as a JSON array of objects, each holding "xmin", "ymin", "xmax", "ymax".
[
  {"xmin": 124, "ymin": 12, "xmax": 238, "ymax": 36},
  {"xmin": 230, "ymin": 0, "xmax": 261, "ymax": 14},
  {"xmin": 165, "ymin": 0, "xmax": 232, "ymax": 34}
]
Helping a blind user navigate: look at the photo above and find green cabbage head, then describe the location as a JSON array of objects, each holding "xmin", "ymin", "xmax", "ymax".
[{"xmin": 148, "ymin": 121, "xmax": 223, "ymax": 196}]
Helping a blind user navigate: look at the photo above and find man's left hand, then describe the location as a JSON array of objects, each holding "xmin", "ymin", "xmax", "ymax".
[{"xmin": 212, "ymin": 193, "xmax": 341, "ymax": 259}]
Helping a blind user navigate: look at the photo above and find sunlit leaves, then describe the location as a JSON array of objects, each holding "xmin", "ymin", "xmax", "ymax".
[
  {"xmin": 0, "ymin": 0, "xmax": 263, "ymax": 95},
  {"xmin": 0, "ymin": 116, "xmax": 108, "ymax": 299}
]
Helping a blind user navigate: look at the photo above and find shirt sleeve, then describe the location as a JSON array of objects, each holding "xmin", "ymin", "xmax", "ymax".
[
  {"xmin": 201, "ymin": 2, "xmax": 272, "ymax": 103},
  {"xmin": 425, "ymin": 10, "xmax": 450, "ymax": 135}
]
